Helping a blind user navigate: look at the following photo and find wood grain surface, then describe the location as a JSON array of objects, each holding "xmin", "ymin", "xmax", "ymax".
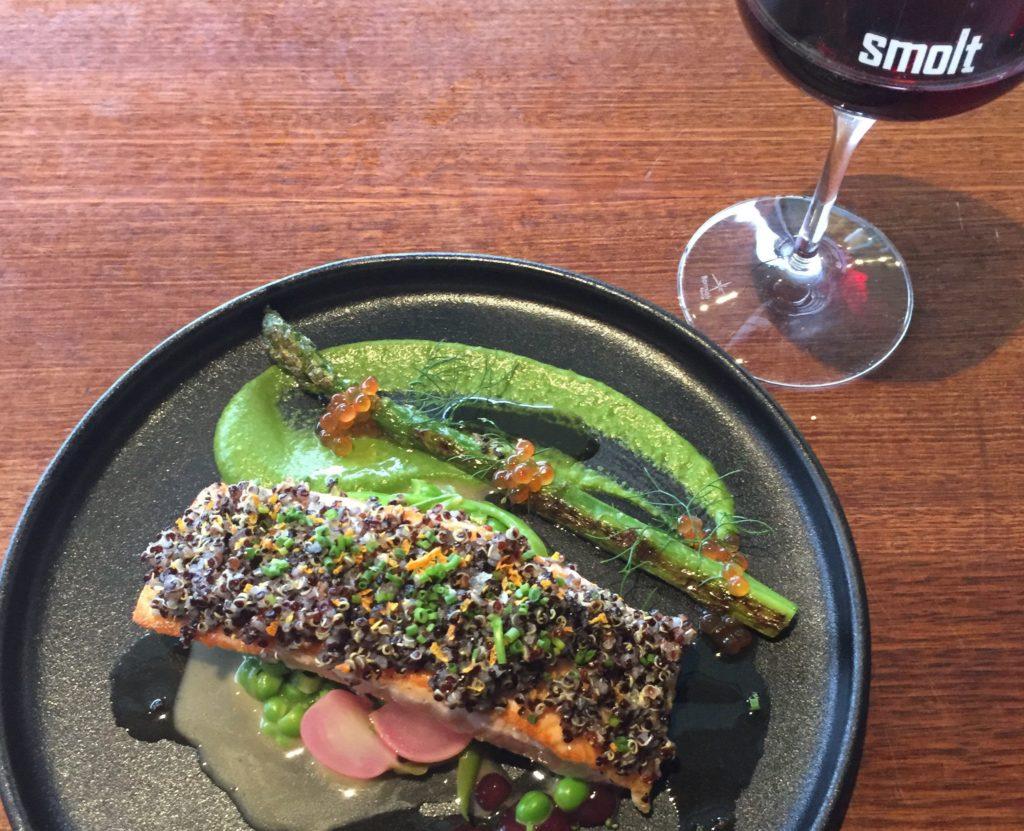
[{"xmin": 1, "ymin": 1, "xmax": 1022, "ymax": 829}]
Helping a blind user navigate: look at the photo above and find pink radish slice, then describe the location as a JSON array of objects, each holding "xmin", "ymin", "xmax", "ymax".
[
  {"xmin": 369, "ymin": 700, "xmax": 472, "ymax": 763},
  {"xmin": 300, "ymin": 690, "xmax": 397, "ymax": 779}
]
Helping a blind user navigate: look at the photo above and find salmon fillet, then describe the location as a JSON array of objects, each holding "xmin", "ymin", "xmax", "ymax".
[{"xmin": 133, "ymin": 482, "xmax": 696, "ymax": 810}]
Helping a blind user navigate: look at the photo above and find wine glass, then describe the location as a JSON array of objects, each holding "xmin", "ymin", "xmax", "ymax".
[{"xmin": 678, "ymin": 0, "xmax": 1024, "ymax": 387}]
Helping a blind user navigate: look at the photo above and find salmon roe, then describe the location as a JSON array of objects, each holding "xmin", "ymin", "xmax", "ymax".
[
  {"xmin": 677, "ymin": 513, "xmax": 751, "ymax": 597},
  {"xmin": 492, "ymin": 438, "xmax": 555, "ymax": 504},
  {"xmin": 676, "ymin": 514, "xmax": 704, "ymax": 540},
  {"xmin": 317, "ymin": 376, "xmax": 380, "ymax": 456},
  {"xmin": 721, "ymin": 560, "xmax": 750, "ymax": 597}
]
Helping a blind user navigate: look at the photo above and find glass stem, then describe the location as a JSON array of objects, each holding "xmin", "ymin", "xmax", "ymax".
[{"xmin": 794, "ymin": 108, "xmax": 875, "ymax": 259}]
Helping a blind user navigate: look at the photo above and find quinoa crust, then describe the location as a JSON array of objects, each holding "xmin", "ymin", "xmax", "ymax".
[{"xmin": 136, "ymin": 481, "xmax": 696, "ymax": 809}]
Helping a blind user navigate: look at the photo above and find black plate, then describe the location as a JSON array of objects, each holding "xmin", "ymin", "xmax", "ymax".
[{"xmin": 0, "ymin": 254, "xmax": 867, "ymax": 831}]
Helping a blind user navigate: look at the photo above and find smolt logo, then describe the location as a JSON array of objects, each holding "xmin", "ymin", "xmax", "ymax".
[{"xmin": 858, "ymin": 27, "xmax": 983, "ymax": 76}]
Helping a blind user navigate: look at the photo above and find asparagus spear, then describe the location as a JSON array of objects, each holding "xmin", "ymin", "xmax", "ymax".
[
  {"xmin": 374, "ymin": 397, "xmax": 795, "ymax": 636},
  {"xmin": 261, "ymin": 310, "xmax": 797, "ymax": 637},
  {"xmin": 262, "ymin": 309, "xmax": 342, "ymax": 397},
  {"xmin": 263, "ymin": 310, "xmax": 673, "ymax": 524}
]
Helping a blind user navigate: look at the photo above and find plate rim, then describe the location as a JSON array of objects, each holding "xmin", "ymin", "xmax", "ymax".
[{"xmin": 0, "ymin": 252, "xmax": 868, "ymax": 831}]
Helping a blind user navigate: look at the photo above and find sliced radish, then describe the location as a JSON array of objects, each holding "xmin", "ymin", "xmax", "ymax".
[
  {"xmin": 300, "ymin": 690, "xmax": 397, "ymax": 779},
  {"xmin": 369, "ymin": 700, "xmax": 472, "ymax": 763}
]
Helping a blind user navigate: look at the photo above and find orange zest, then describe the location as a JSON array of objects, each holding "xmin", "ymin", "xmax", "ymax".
[{"xmin": 405, "ymin": 547, "xmax": 445, "ymax": 572}]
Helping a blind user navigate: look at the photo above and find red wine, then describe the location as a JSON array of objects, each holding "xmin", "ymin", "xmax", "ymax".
[{"xmin": 738, "ymin": 0, "xmax": 1024, "ymax": 120}]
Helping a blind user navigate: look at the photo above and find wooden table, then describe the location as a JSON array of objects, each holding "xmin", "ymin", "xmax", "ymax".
[{"xmin": 1, "ymin": 2, "xmax": 1021, "ymax": 828}]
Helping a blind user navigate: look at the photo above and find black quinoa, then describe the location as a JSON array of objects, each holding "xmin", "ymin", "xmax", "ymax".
[{"xmin": 140, "ymin": 481, "xmax": 696, "ymax": 779}]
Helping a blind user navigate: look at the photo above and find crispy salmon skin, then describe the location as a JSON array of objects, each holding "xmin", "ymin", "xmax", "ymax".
[{"xmin": 134, "ymin": 482, "xmax": 696, "ymax": 809}]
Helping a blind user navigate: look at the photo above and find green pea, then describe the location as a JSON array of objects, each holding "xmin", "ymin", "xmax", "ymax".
[
  {"xmin": 281, "ymin": 681, "xmax": 307, "ymax": 702},
  {"xmin": 261, "ymin": 660, "xmax": 289, "ymax": 677},
  {"xmin": 291, "ymin": 672, "xmax": 322, "ymax": 695},
  {"xmin": 515, "ymin": 791, "xmax": 552, "ymax": 827},
  {"xmin": 252, "ymin": 672, "xmax": 284, "ymax": 701},
  {"xmin": 259, "ymin": 715, "xmax": 279, "ymax": 736},
  {"xmin": 240, "ymin": 655, "xmax": 263, "ymax": 672},
  {"xmin": 234, "ymin": 662, "xmax": 258, "ymax": 695},
  {"xmin": 262, "ymin": 695, "xmax": 290, "ymax": 723},
  {"xmin": 316, "ymin": 687, "xmax": 332, "ymax": 700},
  {"xmin": 274, "ymin": 733, "xmax": 295, "ymax": 748},
  {"xmin": 553, "ymin": 777, "xmax": 589, "ymax": 811},
  {"xmin": 277, "ymin": 708, "xmax": 305, "ymax": 738}
]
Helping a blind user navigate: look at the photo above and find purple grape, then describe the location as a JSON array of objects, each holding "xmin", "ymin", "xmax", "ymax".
[
  {"xmin": 537, "ymin": 808, "xmax": 572, "ymax": 831},
  {"xmin": 495, "ymin": 812, "xmax": 526, "ymax": 831},
  {"xmin": 474, "ymin": 772, "xmax": 512, "ymax": 812},
  {"xmin": 569, "ymin": 785, "xmax": 618, "ymax": 827}
]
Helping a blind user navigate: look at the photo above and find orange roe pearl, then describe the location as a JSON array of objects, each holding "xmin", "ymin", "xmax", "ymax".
[
  {"xmin": 509, "ymin": 439, "xmax": 535, "ymax": 464},
  {"xmin": 319, "ymin": 411, "xmax": 341, "ymax": 433},
  {"xmin": 722, "ymin": 562, "xmax": 745, "ymax": 582},
  {"xmin": 511, "ymin": 463, "xmax": 533, "ymax": 485},
  {"xmin": 677, "ymin": 515, "xmax": 704, "ymax": 540},
  {"xmin": 491, "ymin": 439, "xmax": 554, "ymax": 501},
  {"xmin": 509, "ymin": 486, "xmax": 531, "ymax": 504},
  {"xmin": 730, "ymin": 552, "xmax": 749, "ymax": 572},
  {"xmin": 719, "ymin": 534, "xmax": 741, "ymax": 552},
  {"xmin": 317, "ymin": 376, "xmax": 380, "ymax": 457},
  {"xmin": 536, "ymin": 462, "xmax": 555, "ymax": 485},
  {"xmin": 726, "ymin": 575, "xmax": 750, "ymax": 597},
  {"xmin": 703, "ymin": 547, "xmax": 731, "ymax": 563},
  {"xmin": 320, "ymin": 433, "xmax": 352, "ymax": 456}
]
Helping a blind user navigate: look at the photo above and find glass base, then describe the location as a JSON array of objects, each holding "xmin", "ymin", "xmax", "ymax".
[{"xmin": 678, "ymin": 196, "xmax": 913, "ymax": 388}]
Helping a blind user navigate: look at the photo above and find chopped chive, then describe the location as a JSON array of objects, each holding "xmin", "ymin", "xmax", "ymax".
[
  {"xmin": 491, "ymin": 616, "xmax": 507, "ymax": 665},
  {"xmin": 261, "ymin": 558, "xmax": 290, "ymax": 578},
  {"xmin": 575, "ymin": 648, "xmax": 597, "ymax": 666}
]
